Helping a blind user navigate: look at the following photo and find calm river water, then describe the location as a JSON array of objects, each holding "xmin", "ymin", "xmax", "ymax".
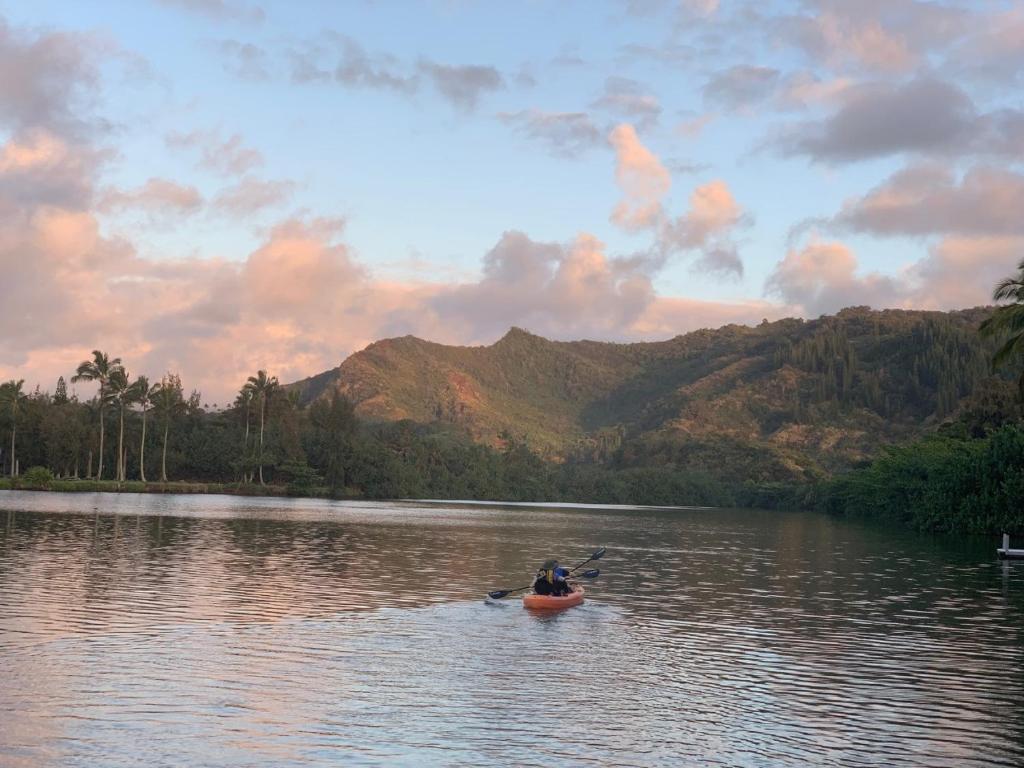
[{"xmin": 0, "ymin": 491, "xmax": 1021, "ymax": 767}]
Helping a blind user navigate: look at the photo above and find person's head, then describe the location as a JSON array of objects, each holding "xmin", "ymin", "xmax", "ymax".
[{"xmin": 539, "ymin": 559, "xmax": 558, "ymax": 583}]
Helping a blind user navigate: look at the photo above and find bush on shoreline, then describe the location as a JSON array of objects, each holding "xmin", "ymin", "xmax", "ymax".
[{"xmin": 817, "ymin": 425, "xmax": 1024, "ymax": 535}]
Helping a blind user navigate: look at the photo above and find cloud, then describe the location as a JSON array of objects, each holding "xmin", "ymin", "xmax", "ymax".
[
  {"xmin": 665, "ymin": 158, "xmax": 710, "ymax": 175},
  {"xmin": 549, "ymin": 45, "xmax": 587, "ymax": 69},
  {"xmin": 430, "ymin": 231, "xmax": 655, "ymax": 341},
  {"xmin": 703, "ymin": 65, "xmax": 780, "ymax": 110},
  {"xmin": 618, "ymin": 41, "xmax": 695, "ymax": 67},
  {"xmin": 675, "ymin": 113, "xmax": 714, "ymax": 139},
  {"xmin": 779, "ymin": 0, "xmax": 968, "ymax": 75},
  {"xmin": 661, "ymin": 180, "xmax": 746, "ymax": 271},
  {"xmin": 289, "ymin": 34, "xmax": 415, "ymax": 92},
  {"xmin": 165, "ymin": 129, "xmax": 264, "ymax": 176},
  {"xmin": 682, "ymin": 0, "xmax": 718, "ymax": 18},
  {"xmin": 99, "ymin": 178, "xmax": 204, "ymax": 218},
  {"xmin": 948, "ymin": 8, "xmax": 1024, "ymax": 85},
  {"xmin": 765, "ymin": 232, "xmax": 1017, "ymax": 317},
  {"xmin": 775, "ymin": 77, "xmax": 1022, "ymax": 162},
  {"xmin": 765, "ymin": 240, "xmax": 905, "ymax": 316},
  {"xmin": 782, "ymin": 11, "xmax": 913, "ymax": 73},
  {"xmin": 498, "ymin": 109, "xmax": 602, "ymax": 157},
  {"xmin": 333, "ymin": 36, "xmax": 416, "ymax": 92},
  {"xmin": 242, "ymin": 218, "xmax": 363, "ymax": 317},
  {"xmin": 836, "ymin": 165, "xmax": 1024, "ymax": 237},
  {"xmin": 774, "ymin": 72, "xmax": 853, "ymax": 110},
  {"xmin": 288, "ymin": 34, "xmax": 504, "ymax": 110},
  {"xmin": 692, "ymin": 246, "xmax": 743, "ymax": 278},
  {"xmin": 156, "ymin": 0, "xmax": 264, "ymax": 24},
  {"xmin": 0, "ymin": 18, "xmax": 101, "ymax": 139},
  {"xmin": 0, "ymin": 201, "xmax": 784, "ymax": 404},
  {"xmin": 617, "ymin": 0, "xmax": 718, "ymax": 22},
  {"xmin": 608, "ymin": 124, "xmax": 670, "ymax": 231},
  {"xmin": 0, "ymin": 129, "xmax": 100, "ymax": 208},
  {"xmin": 591, "ymin": 76, "xmax": 661, "ymax": 128},
  {"xmin": 215, "ymin": 39, "xmax": 268, "ymax": 81},
  {"xmin": 417, "ymin": 60, "xmax": 504, "ymax": 111},
  {"xmin": 908, "ymin": 236, "xmax": 1024, "ymax": 309},
  {"xmin": 608, "ymin": 124, "xmax": 747, "ymax": 277},
  {"xmin": 212, "ymin": 177, "xmax": 295, "ymax": 215}
]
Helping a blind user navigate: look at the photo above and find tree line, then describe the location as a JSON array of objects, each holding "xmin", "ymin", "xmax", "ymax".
[{"xmin": 0, "ymin": 351, "xmax": 285, "ymax": 487}]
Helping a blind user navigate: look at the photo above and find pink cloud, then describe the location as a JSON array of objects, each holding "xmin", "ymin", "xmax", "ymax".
[
  {"xmin": 908, "ymin": 236, "xmax": 1024, "ymax": 309},
  {"xmin": 165, "ymin": 129, "xmax": 265, "ymax": 176},
  {"xmin": 765, "ymin": 234, "xmax": 1015, "ymax": 317},
  {"xmin": 99, "ymin": 177, "xmax": 203, "ymax": 217},
  {"xmin": 606, "ymin": 123, "xmax": 747, "ymax": 276},
  {"xmin": 664, "ymin": 180, "xmax": 743, "ymax": 249},
  {"xmin": 608, "ymin": 123, "xmax": 670, "ymax": 231},
  {"xmin": 765, "ymin": 239, "xmax": 905, "ymax": 316},
  {"xmin": 212, "ymin": 176, "xmax": 295, "ymax": 214},
  {"xmin": 430, "ymin": 230, "xmax": 656, "ymax": 342},
  {"xmin": 837, "ymin": 164, "xmax": 1024, "ymax": 236}
]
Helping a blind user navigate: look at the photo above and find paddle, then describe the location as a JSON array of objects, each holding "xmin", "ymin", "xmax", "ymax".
[
  {"xmin": 487, "ymin": 569, "xmax": 600, "ymax": 600},
  {"xmin": 567, "ymin": 546, "xmax": 606, "ymax": 574}
]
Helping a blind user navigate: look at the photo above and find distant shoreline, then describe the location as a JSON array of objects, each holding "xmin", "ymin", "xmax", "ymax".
[{"xmin": 0, "ymin": 479, "xmax": 338, "ymax": 500}]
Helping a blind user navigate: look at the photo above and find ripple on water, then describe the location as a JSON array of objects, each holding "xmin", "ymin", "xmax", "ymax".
[{"xmin": 0, "ymin": 492, "xmax": 1022, "ymax": 767}]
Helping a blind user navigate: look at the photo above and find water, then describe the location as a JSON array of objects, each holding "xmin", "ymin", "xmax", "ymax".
[{"xmin": 0, "ymin": 491, "xmax": 1021, "ymax": 767}]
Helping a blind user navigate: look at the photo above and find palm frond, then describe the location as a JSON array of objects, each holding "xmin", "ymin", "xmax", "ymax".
[{"xmin": 992, "ymin": 333, "xmax": 1024, "ymax": 369}]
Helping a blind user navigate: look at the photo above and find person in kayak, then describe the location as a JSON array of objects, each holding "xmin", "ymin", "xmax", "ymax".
[{"xmin": 533, "ymin": 559, "xmax": 574, "ymax": 596}]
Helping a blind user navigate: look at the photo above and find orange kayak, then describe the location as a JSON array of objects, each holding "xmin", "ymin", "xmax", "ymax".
[{"xmin": 523, "ymin": 587, "xmax": 584, "ymax": 610}]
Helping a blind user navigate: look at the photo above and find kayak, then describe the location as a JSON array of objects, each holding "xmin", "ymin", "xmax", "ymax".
[{"xmin": 523, "ymin": 587, "xmax": 584, "ymax": 610}]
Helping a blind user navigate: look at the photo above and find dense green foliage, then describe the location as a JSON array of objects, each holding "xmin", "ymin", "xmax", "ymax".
[
  {"xmin": 290, "ymin": 307, "xmax": 1012, "ymax": 482},
  {"xmin": 818, "ymin": 426, "xmax": 1024, "ymax": 535}
]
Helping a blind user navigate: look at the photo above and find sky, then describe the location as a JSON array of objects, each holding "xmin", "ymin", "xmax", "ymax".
[{"xmin": 0, "ymin": 0, "xmax": 1022, "ymax": 404}]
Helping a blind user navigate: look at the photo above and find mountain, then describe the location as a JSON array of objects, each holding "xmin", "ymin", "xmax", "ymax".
[{"xmin": 287, "ymin": 306, "xmax": 1017, "ymax": 483}]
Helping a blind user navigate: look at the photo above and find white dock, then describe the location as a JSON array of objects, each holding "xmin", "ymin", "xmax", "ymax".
[{"xmin": 997, "ymin": 533, "xmax": 1024, "ymax": 560}]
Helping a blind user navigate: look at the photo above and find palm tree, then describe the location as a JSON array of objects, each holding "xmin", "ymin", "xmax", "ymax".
[
  {"xmin": 244, "ymin": 370, "xmax": 278, "ymax": 484},
  {"xmin": 980, "ymin": 257, "xmax": 1024, "ymax": 396},
  {"xmin": 152, "ymin": 374, "xmax": 185, "ymax": 482},
  {"xmin": 71, "ymin": 351, "xmax": 123, "ymax": 480},
  {"xmin": 234, "ymin": 386, "xmax": 254, "ymax": 483},
  {"xmin": 108, "ymin": 369, "xmax": 144, "ymax": 482},
  {"xmin": 135, "ymin": 376, "xmax": 162, "ymax": 483},
  {"xmin": 0, "ymin": 379, "xmax": 25, "ymax": 477}
]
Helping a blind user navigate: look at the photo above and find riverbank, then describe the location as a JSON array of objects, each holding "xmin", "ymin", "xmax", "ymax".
[{"xmin": 0, "ymin": 477, "xmax": 331, "ymax": 499}]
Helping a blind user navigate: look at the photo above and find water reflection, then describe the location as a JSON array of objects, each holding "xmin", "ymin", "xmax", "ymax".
[{"xmin": 0, "ymin": 491, "xmax": 1022, "ymax": 767}]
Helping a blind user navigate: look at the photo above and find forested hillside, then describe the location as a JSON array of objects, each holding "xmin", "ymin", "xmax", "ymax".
[{"xmin": 289, "ymin": 306, "xmax": 1017, "ymax": 483}]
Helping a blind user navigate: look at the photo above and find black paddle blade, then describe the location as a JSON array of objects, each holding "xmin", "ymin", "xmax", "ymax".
[
  {"xmin": 579, "ymin": 569, "xmax": 600, "ymax": 578},
  {"xmin": 487, "ymin": 590, "xmax": 510, "ymax": 600},
  {"xmin": 591, "ymin": 547, "xmax": 607, "ymax": 561}
]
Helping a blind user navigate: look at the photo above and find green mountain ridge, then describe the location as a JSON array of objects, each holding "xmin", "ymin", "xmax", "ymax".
[{"xmin": 287, "ymin": 306, "xmax": 1018, "ymax": 484}]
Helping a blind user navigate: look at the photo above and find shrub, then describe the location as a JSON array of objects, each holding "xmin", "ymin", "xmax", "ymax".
[{"xmin": 21, "ymin": 466, "xmax": 55, "ymax": 489}]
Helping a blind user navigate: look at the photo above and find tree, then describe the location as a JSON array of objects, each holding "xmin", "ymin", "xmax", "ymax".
[
  {"xmin": 71, "ymin": 351, "xmax": 123, "ymax": 480},
  {"xmin": 0, "ymin": 379, "xmax": 25, "ymax": 477},
  {"xmin": 980, "ymin": 257, "xmax": 1024, "ymax": 397},
  {"xmin": 309, "ymin": 393, "xmax": 357, "ymax": 493},
  {"xmin": 41, "ymin": 399, "xmax": 85, "ymax": 478},
  {"xmin": 54, "ymin": 376, "xmax": 68, "ymax": 405},
  {"xmin": 152, "ymin": 374, "xmax": 185, "ymax": 482},
  {"xmin": 244, "ymin": 370, "xmax": 278, "ymax": 484},
  {"xmin": 135, "ymin": 376, "xmax": 162, "ymax": 483},
  {"xmin": 107, "ymin": 368, "xmax": 144, "ymax": 482},
  {"xmin": 234, "ymin": 386, "xmax": 254, "ymax": 482}
]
